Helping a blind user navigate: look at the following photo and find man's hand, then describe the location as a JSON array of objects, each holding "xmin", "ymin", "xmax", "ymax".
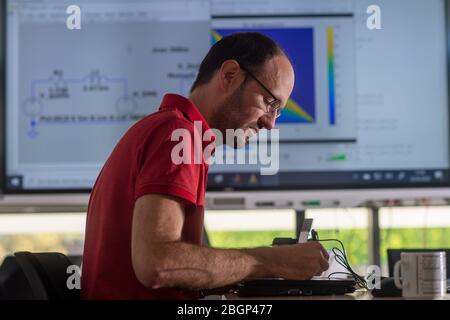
[{"xmin": 260, "ymin": 241, "xmax": 330, "ymax": 280}]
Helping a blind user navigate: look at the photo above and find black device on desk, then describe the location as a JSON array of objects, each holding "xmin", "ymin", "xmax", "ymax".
[
  {"xmin": 237, "ymin": 278, "xmax": 357, "ymax": 297},
  {"xmin": 370, "ymin": 277, "xmax": 402, "ymax": 297},
  {"xmin": 371, "ymin": 277, "xmax": 450, "ymax": 298},
  {"xmin": 272, "ymin": 218, "xmax": 314, "ymax": 246},
  {"xmin": 238, "ymin": 222, "xmax": 357, "ymax": 297}
]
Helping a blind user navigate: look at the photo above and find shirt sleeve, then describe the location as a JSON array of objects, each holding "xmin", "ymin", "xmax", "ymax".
[{"xmin": 134, "ymin": 120, "xmax": 202, "ymax": 205}]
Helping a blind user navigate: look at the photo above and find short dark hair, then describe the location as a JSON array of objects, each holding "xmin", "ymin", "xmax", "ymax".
[{"xmin": 190, "ymin": 32, "xmax": 284, "ymax": 93}]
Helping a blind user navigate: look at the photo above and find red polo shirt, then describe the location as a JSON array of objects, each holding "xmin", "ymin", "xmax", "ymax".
[{"xmin": 81, "ymin": 94, "xmax": 214, "ymax": 300}]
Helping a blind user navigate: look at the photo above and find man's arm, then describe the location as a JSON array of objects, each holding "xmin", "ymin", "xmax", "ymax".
[{"xmin": 131, "ymin": 194, "xmax": 329, "ymax": 291}]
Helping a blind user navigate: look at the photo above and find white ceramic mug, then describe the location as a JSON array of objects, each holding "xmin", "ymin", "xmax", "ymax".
[{"xmin": 393, "ymin": 251, "xmax": 447, "ymax": 299}]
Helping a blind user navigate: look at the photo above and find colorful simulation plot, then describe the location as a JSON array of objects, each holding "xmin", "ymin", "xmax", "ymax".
[
  {"xmin": 212, "ymin": 28, "xmax": 316, "ymax": 124},
  {"xmin": 327, "ymin": 26, "xmax": 336, "ymax": 126},
  {"xmin": 283, "ymin": 98, "xmax": 314, "ymax": 122},
  {"xmin": 211, "ymin": 30, "xmax": 222, "ymax": 43}
]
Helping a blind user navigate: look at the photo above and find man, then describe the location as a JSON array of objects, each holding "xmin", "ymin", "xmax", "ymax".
[{"xmin": 81, "ymin": 32, "xmax": 329, "ymax": 300}]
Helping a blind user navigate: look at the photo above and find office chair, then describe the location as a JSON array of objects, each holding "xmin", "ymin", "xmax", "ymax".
[
  {"xmin": 67, "ymin": 254, "xmax": 83, "ymax": 268},
  {"xmin": 13, "ymin": 252, "xmax": 80, "ymax": 300},
  {"xmin": 387, "ymin": 248, "xmax": 450, "ymax": 278},
  {"xmin": 0, "ymin": 255, "xmax": 35, "ymax": 300}
]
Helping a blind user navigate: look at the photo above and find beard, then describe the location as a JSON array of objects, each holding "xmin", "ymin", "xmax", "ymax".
[{"xmin": 210, "ymin": 86, "xmax": 257, "ymax": 149}]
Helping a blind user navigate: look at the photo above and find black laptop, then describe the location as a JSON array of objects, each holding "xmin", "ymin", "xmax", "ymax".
[
  {"xmin": 237, "ymin": 278, "xmax": 357, "ymax": 297},
  {"xmin": 239, "ymin": 220, "xmax": 357, "ymax": 297}
]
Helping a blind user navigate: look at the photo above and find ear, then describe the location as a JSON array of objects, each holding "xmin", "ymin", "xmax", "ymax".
[{"xmin": 217, "ymin": 60, "xmax": 242, "ymax": 93}]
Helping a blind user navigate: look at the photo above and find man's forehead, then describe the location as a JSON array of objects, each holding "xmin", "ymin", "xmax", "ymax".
[
  {"xmin": 259, "ymin": 56, "xmax": 294, "ymax": 97},
  {"xmin": 261, "ymin": 55, "xmax": 292, "ymax": 81}
]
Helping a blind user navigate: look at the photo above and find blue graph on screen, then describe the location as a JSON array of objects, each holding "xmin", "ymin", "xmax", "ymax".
[{"xmin": 212, "ymin": 28, "xmax": 316, "ymax": 124}]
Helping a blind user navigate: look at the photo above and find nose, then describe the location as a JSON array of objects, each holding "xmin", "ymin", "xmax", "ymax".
[{"xmin": 257, "ymin": 113, "xmax": 277, "ymax": 130}]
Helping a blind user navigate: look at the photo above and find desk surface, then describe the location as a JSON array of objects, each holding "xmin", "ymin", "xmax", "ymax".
[{"xmin": 222, "ymin": 290, "xmax": 450, "ymax": 300}]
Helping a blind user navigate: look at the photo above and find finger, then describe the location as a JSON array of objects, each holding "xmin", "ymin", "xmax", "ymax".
[
  {"xmin": 315, "ymin": 261, "xmax": 328, "ymax": 277},
  {"xmin": 319, "ymin": 244, "xmax": 330, "ymax": 260},
  {"xmin": 319, "ymin": 254, "xmax": 330, "ymax": 272}
]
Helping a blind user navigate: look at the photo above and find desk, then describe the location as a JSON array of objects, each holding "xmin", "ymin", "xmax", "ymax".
[{"xmin": 222, "ymin": 290, "xmax": 450, "ymax": 300}]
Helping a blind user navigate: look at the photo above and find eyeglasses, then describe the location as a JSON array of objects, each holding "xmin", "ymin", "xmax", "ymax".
[{"xmin": 239, "ymin": 64, "xmax": 282, "ymax": 118}]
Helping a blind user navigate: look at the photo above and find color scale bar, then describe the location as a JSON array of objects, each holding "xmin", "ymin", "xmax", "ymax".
[{"xmin": 327, "ymin": 26, "xmax": 336, "ymax": 125}]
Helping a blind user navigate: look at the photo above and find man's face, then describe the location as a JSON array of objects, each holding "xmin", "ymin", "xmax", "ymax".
[{"xmin": 212, "ymin": 55, "xmax": 295, "ymax": 148}]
